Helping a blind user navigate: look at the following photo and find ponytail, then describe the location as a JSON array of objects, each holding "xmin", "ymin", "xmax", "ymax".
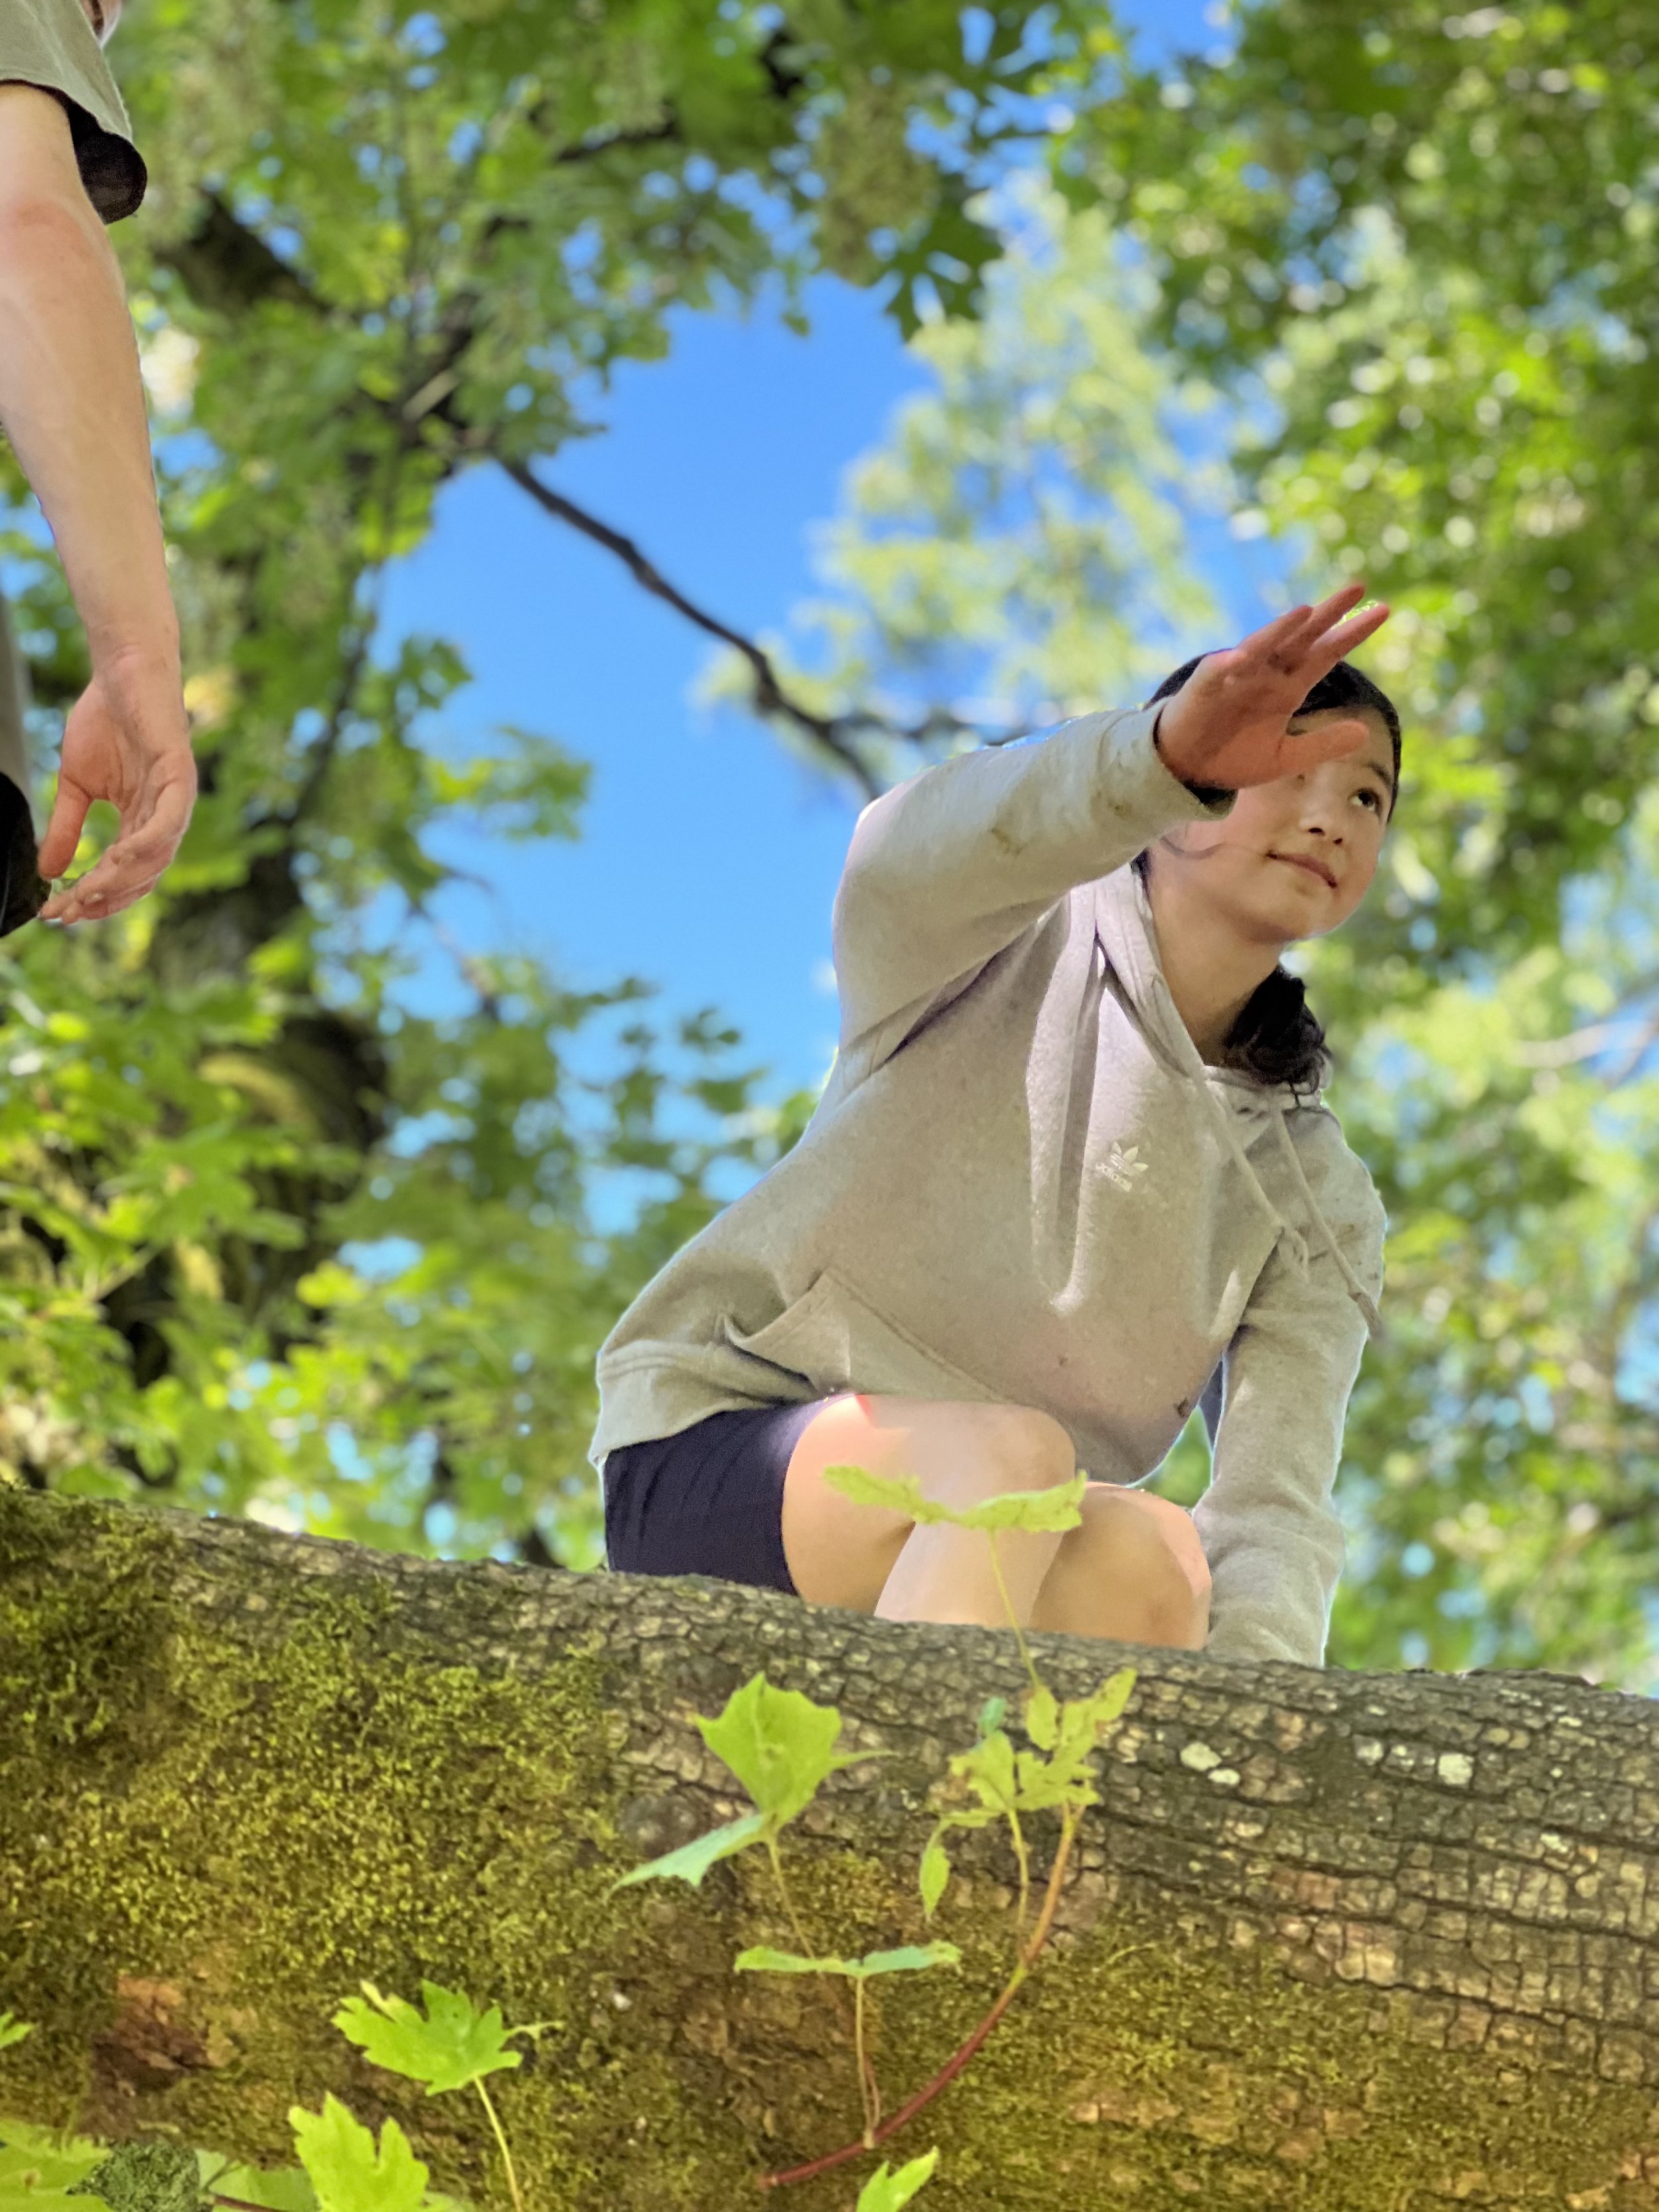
[{"xmin": 1223, "ymin": 966, "xmax": 1329, "ymax": 1095}]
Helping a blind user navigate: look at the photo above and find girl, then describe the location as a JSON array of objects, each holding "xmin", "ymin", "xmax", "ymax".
[{"xmin": 592, "ymin": 585, "xmax": 1397, "ymax": 1664}]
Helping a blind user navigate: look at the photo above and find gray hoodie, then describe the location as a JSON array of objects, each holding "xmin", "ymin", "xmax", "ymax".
[{"xmin": 591, "ymin": 704, "xmax": 1387, "ymax": 1665}]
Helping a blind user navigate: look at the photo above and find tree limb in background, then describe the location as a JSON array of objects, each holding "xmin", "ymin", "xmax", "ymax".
[{"xmin": 498, "ymin": 458, "xmax": 1023, "ymax": 800}]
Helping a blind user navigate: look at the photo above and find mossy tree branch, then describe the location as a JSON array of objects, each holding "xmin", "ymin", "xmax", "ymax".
[{"xmin": 3, "ymin": 1490, "xmax": 1658, "ymax": 2211}]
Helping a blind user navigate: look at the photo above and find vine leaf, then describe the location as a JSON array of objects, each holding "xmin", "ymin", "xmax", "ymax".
[
  {"xmin": 855, "ymin": 2148, "xmax": 940, "ymax": 2209},
  {"xmin": 918, "ymin": 1668, "xmax": 1138, "ymax": 1913},
  {"xmin": 733, "ymin": 1943, "xmax": 962, "ymax": 1980},
  {"xmin": 822, "ymin": 1464, "xmax": 1088, "ymax": 1533},
  {"xmin": 0, "ymin": 2120, "xmax": 108, "ymax": 2208},
  {"xmin": 613, "ymin": 1810, "xmax": 768, "ymax": 1891},
  {"xmin": 616, "ymin": 1672, "xmax": 880, "ymax": 1891},
  {"xmin": 918, "ymin": 1836, "xmax": 952, "ymax": 1919},
  {"xmin": 1023, "ymin": 1684, "xmax": 1060, "ymax": 1750},
  {"xmin": 0, "ymin": 2020, "xmax": 31, "ymax": 2054},
  {"xmin": 697, "ymin": 1672, "xmax": 869, "ymax": 1823},
  {"xmin": 287, "ymin": 2099, "xmax": 427, "ymax": 2212},
  {"xmin": 332, "ymin": 1982, "xmax": 526, "ymax": 2096},
  {"xmin": 199, "ymin": 2158, "xmax": 318, "ymax": 2212}
]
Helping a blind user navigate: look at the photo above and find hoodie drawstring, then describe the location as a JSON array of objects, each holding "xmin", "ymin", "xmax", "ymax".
[
  {"xmin": 1269, "ymin": 1110, "xmax": 1384, "ymax": 1339},
  {"xmin": 1199, "ymin": 1083, "xmax": 1382, "ymax": 1340}
]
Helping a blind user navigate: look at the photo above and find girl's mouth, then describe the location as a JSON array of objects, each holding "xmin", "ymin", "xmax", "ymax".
[{"xmin": 1269, "ymin": 851, "xmax": 1337, "ymax": 890}]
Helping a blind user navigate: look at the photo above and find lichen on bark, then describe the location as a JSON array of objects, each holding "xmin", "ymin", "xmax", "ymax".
[{"xmin": 3, "ymin": 1490, "xmax": 1659, "ymax": 2211}]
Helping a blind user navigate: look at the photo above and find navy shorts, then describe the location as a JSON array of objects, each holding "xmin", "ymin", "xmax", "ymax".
[{"xmin": 603, "ymin": 1400, "xmax": 830, "ymax": 1595}]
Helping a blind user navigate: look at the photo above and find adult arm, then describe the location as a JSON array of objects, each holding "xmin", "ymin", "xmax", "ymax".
[
  {"xmin": 0, "ymin": 81, "xmax": 192, "ymax": 922},
  {"xmin": 1193, "ymin": 1143, "xmax": 1387, "ymax": 1665}
]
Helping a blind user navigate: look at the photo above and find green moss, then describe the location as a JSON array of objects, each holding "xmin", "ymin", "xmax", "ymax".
[{"xmin": 0, "ymin": 1497, "xmax": 751, "ymax": 2210}]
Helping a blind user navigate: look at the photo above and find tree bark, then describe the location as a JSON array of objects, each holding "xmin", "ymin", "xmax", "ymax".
[{"xmin": 3, "ymin": 1490, "xmax": 1658, "ymax": 2212}]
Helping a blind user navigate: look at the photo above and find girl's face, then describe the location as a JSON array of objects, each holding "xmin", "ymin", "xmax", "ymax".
[{"xmin": 1157, "ymin": 706, "xmax": 1396, "ymax": 946}]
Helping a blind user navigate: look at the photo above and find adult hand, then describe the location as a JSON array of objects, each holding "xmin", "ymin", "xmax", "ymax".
[
  {"xmin": 1154, "ymin": 583, "xmax": 1392, "ymax": 793},
  {"xmin": 37, "ymin": 649, "xmax": 196, "ymax": 923}
]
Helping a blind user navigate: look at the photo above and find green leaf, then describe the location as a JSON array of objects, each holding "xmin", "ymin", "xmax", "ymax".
[
  {"xmin": 918, "ymin": 1834, "xmax": 952, "ymax": 1919},
  {"xmin": 733, "ymin": 1943, "xmax": 960, "ymax": 1981},
  {"xmin": 697, "ymin": 1673, "xmax": 855, "ymax": 1826},
  {"xmin": 948, "ymin": 1730, "xmax": 1019, "ymax": 1817},
  {"xmin": 855, "ymin": 2148, "xmax": 940, "ymax": 2211},
  {"xmin": 946, "ymin": 1475, "xmax": 1088, "ymax": 1534},
  {"xmin": 612, "ymin": 1809, "xmax": 768, "ymax": 1891},
  {"xmin": 1078, "ymin": 1667, "xmax": 1137, "ymax": 1734},
  {"xmin": 822, "ymin": 1465, "xmax": 1087, "ymax": 1534},
  {"xmin": 1023, "ymin": 1684, "xmax": 1060, "ymax": 1750},
  {"xmin": 288, "ymin": 2099, "xmax": 427, "ymax": 2212},
  {"xmin": 332, "ymin": 1982, "xmax": 524, "ymax": 2097},
  {"xmin": 975, "ymin": 1697, "xmax": 1007, "ymax": 1741},
  {"xmin": 821, "ymin": 1465, "xmax": 931, "ymax": 1518},
  {"xmin": 202, "ymin": 2162, "xmax": 318, "ymax": 2212},
  {"xmin": 0, "ymin": 2124, "xmax": 108, "ymax": 2202},
  {"xmin": 0, "ymin": 2022, "xmax": 31, "ymax": 2055}
]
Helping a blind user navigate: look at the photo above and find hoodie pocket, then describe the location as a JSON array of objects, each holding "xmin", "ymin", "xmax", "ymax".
[{"xmin": 720, "ymin": 1268, "xmax": 989, "ymax": 1403}]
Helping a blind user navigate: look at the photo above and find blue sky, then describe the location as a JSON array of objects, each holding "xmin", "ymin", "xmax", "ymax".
[{"xmin": 380, "ymin": 0, "xmax": 1228, "ymax": 1103}]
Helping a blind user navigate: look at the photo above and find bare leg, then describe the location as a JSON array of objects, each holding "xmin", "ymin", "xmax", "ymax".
[
  {"xmin": 780, "ymin": 1394, "xmax": 1081, "ymax": 1631},
  {"xmin": 1031, "ymin": 1485, "xmax": 1211, "ymax": 1650}
]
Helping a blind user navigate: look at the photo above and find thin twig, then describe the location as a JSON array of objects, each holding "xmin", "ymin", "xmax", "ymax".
[{"xmin": 498, "ymin": 458, "xmax": 883, "ymax": 797}]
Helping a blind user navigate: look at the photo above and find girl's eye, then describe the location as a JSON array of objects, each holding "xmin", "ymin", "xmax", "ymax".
[{"xmin": 1356, "ymin": 787, "xmax": 1383, "ymax": 814}]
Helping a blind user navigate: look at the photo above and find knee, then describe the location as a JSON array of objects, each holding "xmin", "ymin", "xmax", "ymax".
[
  {"xmin": 1127, "ymin": 1503, "xmax": 1211, "ymax": 1648},
  {"xmin": 958, "ymin": 1403, "xmax": 1077, "ymax": 1498},
  {"xmin": 1084, "ymin": 1495, "xmax": 1210, "ymax": 1649}
]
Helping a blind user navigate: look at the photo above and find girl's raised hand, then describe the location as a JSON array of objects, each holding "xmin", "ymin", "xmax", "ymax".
[{"xmin": 1153, "ymin": 584, "xmax": 1391, "ymax": 793}]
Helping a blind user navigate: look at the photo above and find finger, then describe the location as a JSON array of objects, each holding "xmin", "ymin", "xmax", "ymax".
[
  {"xmin": 40, "ymin": 822, "xmax": 174, "ymax": 922},
  {"xmin": 1303, "ymin": 581, "xmax": 1371, "ymax": 637},
  {"xmin": 1235, "ymin": 583, "xmax": 1369, "ymax": 674},
  {"xmin": 46, "ymin": 767, "xmax": 197, "ymax": 921},
  {"xmin": 1302, "ymin": 599, "xmax": 1392, "ymax": 682},
  {"xmin": 1271, "ymin": 585, "xmax": 1373, "ymax": 669},
  {"xmin": 1285, "ymin": 714, "xmax": 1371, "ymax": 769},
  {"xmin": 37, "ymin": 777, "xmax": 92, "ymax": 881},
  {"xmin": 44, "ymin": 853, "xmax": 156, "ymax": 923}
]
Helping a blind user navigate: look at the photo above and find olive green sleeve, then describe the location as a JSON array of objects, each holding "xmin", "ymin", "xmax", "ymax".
[{"xmin": 0, "ymin": 0, "xmax": 145, "ymax": 223}]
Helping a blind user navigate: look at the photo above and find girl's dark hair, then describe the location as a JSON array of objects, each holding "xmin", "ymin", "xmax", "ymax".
[{"xmin": 1141, "ymin": 650, "xmax": 1403, "ymax": 1096}]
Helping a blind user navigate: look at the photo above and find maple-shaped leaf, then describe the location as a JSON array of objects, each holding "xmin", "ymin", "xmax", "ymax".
[
  {"xmin": 697, "ymin": 1673, "xmax": 865, "ymax": 1826},
  {"xmin": 332, "ymin": 1983, "xmax": 523, "ymax": 2096},
  {"xmin": 288, "ymin": 2099, "xmax": 427, "ymax": 2212}
]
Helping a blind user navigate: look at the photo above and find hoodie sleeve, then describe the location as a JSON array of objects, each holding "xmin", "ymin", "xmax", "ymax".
[
  {"xmin": 1192, "ymin": 1136, "xmax": 1386, "ymax": 1667},
  {"xmin": 832, "ymin": 706, "xmax": 1232, "ymax": 1072}
]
